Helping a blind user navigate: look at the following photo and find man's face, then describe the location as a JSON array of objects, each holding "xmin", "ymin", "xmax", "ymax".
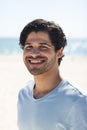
[{"xmin": 23, "ymin": 31, "xmax": 60, "ymax": 75}]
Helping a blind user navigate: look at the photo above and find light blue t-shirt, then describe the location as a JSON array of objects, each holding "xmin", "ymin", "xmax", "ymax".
[{"xmin": 17, "ymin": 80, "xmax": 87, "ymax": 130}]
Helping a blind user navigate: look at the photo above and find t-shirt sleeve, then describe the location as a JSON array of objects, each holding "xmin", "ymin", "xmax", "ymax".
[{"xmin": 66, "ymin": 96, "xmax": 87, "ymax": 130}]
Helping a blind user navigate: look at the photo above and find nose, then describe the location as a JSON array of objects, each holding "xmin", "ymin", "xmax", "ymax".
[{"xmin": 30, "ymin": 48, "xmax": 40, "ymax": 58}]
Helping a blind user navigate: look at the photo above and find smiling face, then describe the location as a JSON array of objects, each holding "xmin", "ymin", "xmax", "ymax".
[{"xmin": 23, "ymin": 31, "xmax": 63, "ymax": 75}]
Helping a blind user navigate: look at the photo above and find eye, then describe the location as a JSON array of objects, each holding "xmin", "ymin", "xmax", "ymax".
[
  {"xmin": 24, "ymin": 44, "xmax": 33, "ymax": 50},
  {"xmin": 39, "ymin": 45, "xmax": 48, "ymax": 50}
]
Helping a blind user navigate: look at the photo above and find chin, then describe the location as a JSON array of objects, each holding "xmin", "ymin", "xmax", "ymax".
[{"xmin": 28, "ymin": 68, "xmax": 43, "ymax": 75}]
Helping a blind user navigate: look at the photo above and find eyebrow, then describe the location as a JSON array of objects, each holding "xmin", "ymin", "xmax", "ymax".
[{"xmin": 25, "ymin": 41, "xmax": 52, "ymax": 47}]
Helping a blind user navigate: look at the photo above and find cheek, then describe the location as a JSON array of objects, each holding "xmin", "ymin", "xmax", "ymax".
[
  {"xmin": 23, "ymin": 50, "xmax": 30, "ymax": 59},
  {"xmin": 23, "ymin": 51, "xmax": 27, "ymax": 62},
  {"xmin": 42, "ymin": 49, "xmax": 55, "ymax": 56},
  {"xmin": 23, "ymin": 55, "xmax": 25, "ymax": 64}
]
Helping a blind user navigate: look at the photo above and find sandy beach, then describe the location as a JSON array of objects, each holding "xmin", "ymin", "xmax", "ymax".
[{"xmin": 0, "ymin": 54, "xmax": 87, "ymax": 130}]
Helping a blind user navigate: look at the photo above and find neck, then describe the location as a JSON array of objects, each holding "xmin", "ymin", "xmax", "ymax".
[{"xmin": 33, "ymin": 69, "xmax": 63, "ymax": 99}]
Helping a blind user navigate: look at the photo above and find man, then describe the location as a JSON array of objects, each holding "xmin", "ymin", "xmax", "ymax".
[{"xmin": 17, "ymin": 19, "xmax": 87, "ymax": 130}]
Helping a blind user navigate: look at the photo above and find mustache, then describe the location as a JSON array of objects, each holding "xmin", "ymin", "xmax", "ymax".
[{"xmin": 26, "ymin": 56, "xmax": 46, "ymax": 60}]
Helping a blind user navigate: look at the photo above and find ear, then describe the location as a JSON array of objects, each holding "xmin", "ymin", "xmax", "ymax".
[{"xmin": 56, "ymin": 47, "xmax": 64, "ymax": 58}]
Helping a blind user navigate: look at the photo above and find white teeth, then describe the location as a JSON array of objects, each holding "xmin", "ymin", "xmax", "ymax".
[{"xmin": 30, "ymin": 60, "xmax": 43, "ymax": 63}]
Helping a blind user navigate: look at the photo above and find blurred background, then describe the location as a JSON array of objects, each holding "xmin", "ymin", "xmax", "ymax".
[
  {"xmin": 0, "ymin": 0, "xmax": 87, "ymax": 55},
  {"xmin": 0, "ymin": 0, "xmax": 87, "ymax": 130}
]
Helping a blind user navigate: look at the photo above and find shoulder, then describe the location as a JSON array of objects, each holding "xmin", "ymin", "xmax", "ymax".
[
  {"xmin": 63, "ymin": 81, "xmax": 87, "ymax": 128},
  {"xmin": 66, "ymin": 96, "xmax": 87, "ymax": 129},
  {"xmin": 73, "ymin": 95, "xmax": 87, "ymax": 111},
  {"xmin": 59, "ymin": 81, "xmax": 84, "ymax": 99},
  {"xmin": 59, "ymin": 81, "xmax": 87, "ymax": 106},
  {"xmin": 18, "ymin": 80, "xmax": 34, "ymax": 101}
]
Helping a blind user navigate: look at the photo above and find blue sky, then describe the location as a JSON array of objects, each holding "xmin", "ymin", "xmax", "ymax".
[{"xmin": 0, "ymin": 0, "xmax": 87, "ymax": 38}]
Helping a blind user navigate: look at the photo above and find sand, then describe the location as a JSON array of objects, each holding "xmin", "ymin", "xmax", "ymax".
[{"xmin": 0, "ymin": 54, "xmax": 87, "ymax": 130}]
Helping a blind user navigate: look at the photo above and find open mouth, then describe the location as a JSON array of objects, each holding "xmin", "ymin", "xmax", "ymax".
[
  {"xmin": 25, "ymin": 57, "xmax": 46, "ymax": 65},
  {"xmin": 29, "ymin": 60, "xmax": 44, "ymax": 64},
  {"xmin": 29, "ymin": 59, "xmax": 45, "ymax": 64}
]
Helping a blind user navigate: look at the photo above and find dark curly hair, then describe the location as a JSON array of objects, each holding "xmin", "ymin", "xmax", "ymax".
[{"xmin": 19, "ymin": 19, "xmax": 67, "ymax": 65}]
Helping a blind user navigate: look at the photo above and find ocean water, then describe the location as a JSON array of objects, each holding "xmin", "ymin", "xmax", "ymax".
[
  {"xmin": 65, "ymin": 38, "xmax": 87, "ymax": 56},
  {"xmin": 0, "ymin": 38, "xmax": 87, "ymax": 56},
  {"xmin": 0, "ymin": 38, "xmax": 21, "ymax": 55}
]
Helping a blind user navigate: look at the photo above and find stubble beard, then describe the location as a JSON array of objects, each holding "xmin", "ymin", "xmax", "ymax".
[{"xmin": 24, "ymin": 56, "xmax": 57, "ymax": 76}]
